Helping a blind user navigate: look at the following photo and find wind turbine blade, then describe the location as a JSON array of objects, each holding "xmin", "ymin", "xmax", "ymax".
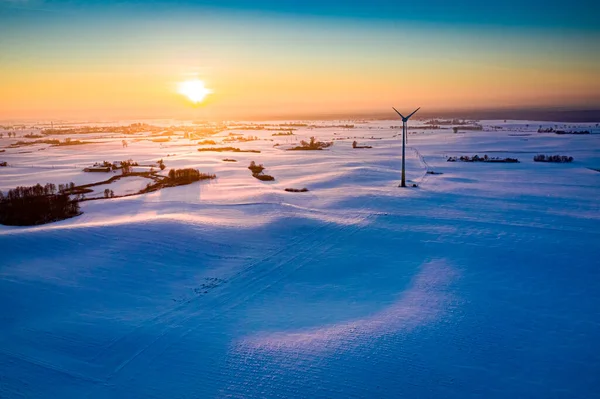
[
  {"xmin": 392, "ymin": 107, "xmax": 405, "ymax": 119},
  {"xmin": 406, "ymin": 107, "xmax": 421, "ymax": 119}
]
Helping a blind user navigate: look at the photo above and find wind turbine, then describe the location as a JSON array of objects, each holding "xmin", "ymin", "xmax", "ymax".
[{"xmin": 392, "ymin": 106, "xmax": 420, "ymax": 187}]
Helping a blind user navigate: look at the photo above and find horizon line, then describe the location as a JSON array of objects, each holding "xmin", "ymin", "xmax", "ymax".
[{"xmin": 2, "ymin": 107, "xmax": 600, "ymax": 124}]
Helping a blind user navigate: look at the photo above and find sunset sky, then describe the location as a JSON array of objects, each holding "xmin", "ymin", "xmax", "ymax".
[{"xmin": 1, "ymin": 0, "xmax": 599, "ymax": 121}]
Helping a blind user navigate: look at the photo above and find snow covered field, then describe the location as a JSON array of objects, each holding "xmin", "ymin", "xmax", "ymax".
[{"xmin": 1, "ymin": 120, "xmax": 599, "ymax": 398}]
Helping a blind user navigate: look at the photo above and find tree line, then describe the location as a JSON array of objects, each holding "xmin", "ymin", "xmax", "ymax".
[
  {"xmin": 168, "ymin": 168, "xmax": 216, "ymax": 184},
  {"xmin": 0, "ymin": 183, "xmax": 81, "ymax": 226},
  {"xmin": 533, "ymin": 155, "xmax": 574, "ymax": 163}
]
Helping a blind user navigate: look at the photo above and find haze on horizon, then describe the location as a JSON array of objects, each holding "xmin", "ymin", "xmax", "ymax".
[{"xmin": 1, "ymin": 0, "xmax": 599, "ymax": 121}]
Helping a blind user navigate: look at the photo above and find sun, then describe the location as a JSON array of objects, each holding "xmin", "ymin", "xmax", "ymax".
[{"xmin": 178, "ymin": 79, "xmax": 212, "ymax": 104}]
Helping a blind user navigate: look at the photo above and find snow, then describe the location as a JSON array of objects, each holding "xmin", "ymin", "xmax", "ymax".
[{"xmin": 1, "ymin": 120, "xmax": 600, "ymax": 398}]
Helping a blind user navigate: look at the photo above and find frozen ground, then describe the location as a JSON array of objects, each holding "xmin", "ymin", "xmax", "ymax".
[{"xmin": 1, "ymin": 120, "xmax": 600, "ymax": 398}]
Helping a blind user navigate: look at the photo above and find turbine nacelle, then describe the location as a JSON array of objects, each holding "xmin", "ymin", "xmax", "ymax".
[{"xmin": 392, "ymin": 107, "xmax": 421, "ymax": 122}]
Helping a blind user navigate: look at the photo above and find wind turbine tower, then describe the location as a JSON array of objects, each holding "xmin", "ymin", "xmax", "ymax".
[{"xmin": 392, "ymin": 107, "xmax": 420, "ymax": 187}]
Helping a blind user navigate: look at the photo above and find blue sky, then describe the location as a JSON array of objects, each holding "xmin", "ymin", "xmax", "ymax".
[{"xmin": 1, "ymin": 0, "xmax": 598, "ymax": 31}]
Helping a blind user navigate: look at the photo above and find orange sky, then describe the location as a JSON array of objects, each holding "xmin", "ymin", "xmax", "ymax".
[{"xmin": 1, "ymin": 7, "xmax": 599, "ymax": 121}]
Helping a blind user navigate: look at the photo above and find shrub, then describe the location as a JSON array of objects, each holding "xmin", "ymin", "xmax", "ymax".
[
  {"xmin": 168, "ymin": 168, "xmax": 216, "ymax": 184},
  {"xmin": 10, "ymin": 139, "xmax": 60, "ymax": 147},
  {"xmin": 556, "ymin": 130, "xmax": 589, "ymax": 135},
  {"xmin": 253, "ymin": 173, "xmax": 275, "ymax": 181},
  {"xmin": 288, "ymin": 137, "xmax": 333, "ymax": 151},
  {"xmin": 447, "ymin": 155, "xmax": 519, "ymax": 163},
  {"xmin": 121, "ymin": 160, "xmax": 133, "ymax": 175},
  {"xmin": 222, "ymin": 158, "xmax": 237, "ymax": 162},
  {"xmin": 285, "ymin": 188, "xmax": 309, "ymax": 192},
  {"xmin": 248, "ymin": 161, "xmax": 274, "ymax": 181},
  {"xmin": 0, "ymin": 183, "xmax": 81, "ymax": 226},
  {"xmin": 198, "ymin": 147, "xmax": 260, "ymax": 153},
  {"xmin": 223, "ymin": 135, "xmax": 259, "ymax": 143},
  {"xmin": 352, "ymin": 140, "xmax": 372, "ymax": 149},
  {"xmin": 141, "ymin": 169, "xmax": 216, "ymax": 194},
  {"xmin": 248, "ymin": 161, "xmax": 265, "ymax": 174},
  {"xmin": 53, "ymin": 138, "xmax": 87, "ymax": 146},
  {"xmin": 533, "ymin": 154, "xmax": 574, "ymax": 163},
  {"xmin": 272, "ymin": 131, "xmax": 294, "ymax": 136}
]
